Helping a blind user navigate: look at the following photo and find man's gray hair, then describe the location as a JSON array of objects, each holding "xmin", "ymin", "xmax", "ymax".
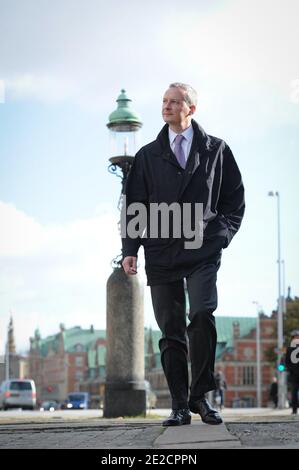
[{"xmin": 169, "ymin": 82, "xmax": 197, "ymax": 106}]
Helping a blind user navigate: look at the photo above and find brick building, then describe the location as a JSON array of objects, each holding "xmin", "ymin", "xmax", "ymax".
[
  {"xmin": 29, "ymin": 324, "xmax": 106, "ymax": 405},
  {"xmin": 145, "ymin": 315, "xmax": 277, "ymax": 408},
  {"xmin": 28, "ymin": 314, "xmax": 277, "ymax": 408}
]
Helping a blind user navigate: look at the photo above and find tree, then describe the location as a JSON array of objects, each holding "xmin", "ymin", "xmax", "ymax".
[
  {"xmin": 284, "ymin": 296, "xmax": 299, "ymax": 346},
  {"xmin": 265, "ymin": 289, "xmax": 299, "ymax": 367},
  {"xmin": 264, "ymin": 294, "xmax": 299, "ymax": 366}
]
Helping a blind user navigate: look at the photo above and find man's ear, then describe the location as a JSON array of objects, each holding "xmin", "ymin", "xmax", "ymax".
[{"xmin": 188, "ymin": 104, "xmax": 196, "ymax": 116}]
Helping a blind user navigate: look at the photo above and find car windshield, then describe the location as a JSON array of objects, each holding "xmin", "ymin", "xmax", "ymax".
[
  {"xmin": 68, "ymin": 394, "xmax": 85, "ymax": 401},
  {"xmin": 10, "ymin": 381, "xmax": 32, "ymax": 391}
]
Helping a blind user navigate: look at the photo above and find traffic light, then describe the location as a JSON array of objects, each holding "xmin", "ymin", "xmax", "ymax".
[{"xmin": 277, "ymin": 363, "xmax": 285, "ymax": 372}]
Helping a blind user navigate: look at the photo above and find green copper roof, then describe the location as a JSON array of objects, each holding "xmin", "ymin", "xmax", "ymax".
[
  {"xmin": 215, "ymin": 316, "xmax": 257, "ymax": 359},
  {"xmin": 32, "ymin": 318, "xmax": 257, "ymax": 363},
  {"xmin": 88, "ymin": 349, "xmax": 96, "ymax": 368},
  {"xmin": 216, "ymin": 316, "xmax": 257, "ymax": 348},
  {"xmin": 144, "ymin": 318, "xmax": 257, "ymax": 365},
  {"xmin": 87, "ymin": 345, "xmax": 106, "ymax": 368},
  {"xmin": 144, "ymin": 328, "xmax": 162, "ymax": 369},
  {"xmin": 107, "ymin": 89, "xmax": 142, "ymax": 130},
  {"xmin": 64, "ymin": 327, "xmax": 106, "ymax": 352},
  {"xmin": 144, "ymin": 328, "xmax": 161, "ymax": 355},
  {"xmin": 33, "ymin": 326, "xmax": 106, "ymax": 357},
  {"xmin": 97, "ymin": 344, "xmax": 106, "ymax": 367}
]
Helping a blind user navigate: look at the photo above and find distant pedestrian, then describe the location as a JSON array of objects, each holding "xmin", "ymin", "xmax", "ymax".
[
  {"xmin": 269, "ymin": 377, "xmax": 278, "ymax": 408},
  {"xmin": 213, "ymin": 369, "xmax": 227, "ymax": 410},
  {"xmin": 285, "ymin": 329, "xmax": 299, "ymax": 415}
]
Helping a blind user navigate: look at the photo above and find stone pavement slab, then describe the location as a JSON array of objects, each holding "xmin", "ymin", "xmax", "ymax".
[{"xmin": 153, "ymin": 421, "xmax": 241, "ymax": 449}]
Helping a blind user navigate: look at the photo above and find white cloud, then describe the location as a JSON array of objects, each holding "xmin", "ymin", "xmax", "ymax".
[
  {"xmin": 6, "ymin": 74, "xmax": 79, "ymax": 104},
  {"xmin": 0, "ymin": 201, "xmax": 44, "ymax": 256},
  {"xmin": 0, "ymin": 201, "xmax": 123, "ymax": 351},
  {"xmin": 1, "ymin": 0, "xmax": 297, "ymax": 113},
  {"xmin": 161, "ymin": 0, "xmax": 299, "ymax": 85},
  {"xmin": 0, "ymin": 80, "xmax": 5, "ymax": 103}
]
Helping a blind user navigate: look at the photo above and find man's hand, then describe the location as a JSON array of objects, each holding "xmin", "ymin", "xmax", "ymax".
[{"xmin": 122, "ymin": 256, "xmax": 137, "ymax": 275}]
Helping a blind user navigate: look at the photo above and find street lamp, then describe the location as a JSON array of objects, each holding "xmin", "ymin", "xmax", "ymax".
[
  {"xmin": 253, "ymin": 301, "xmax": 262, "ymax": 408},
  {"xmin": 104, "ymin": 89, "xmax": 146, "ymax": 418},
  {"xmin": 107, "ymin": 90, "xmax": 142, "ymax": 188},
  {"xmin": 268, "ymin": 190, "xmax": 285, "ymax": 408},
  {"xmin": 282, "ymin": 259, "xmax": 286, "ymax": 315},
  {"xmin": 107, "ymin": 89, "xmax": 143, "ymax": 266}
]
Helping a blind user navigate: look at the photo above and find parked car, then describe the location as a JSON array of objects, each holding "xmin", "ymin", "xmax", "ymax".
[
  {"xmin": 39, "ymin": 400, "xmax": 59, "ymax": 411},
  {"xmin": 66, "ymin": 392, "xmax": 89, "ymax": 409},
  {"xmin": 0, "ymin": 379, "xmax": 36, "ymax": 410}
]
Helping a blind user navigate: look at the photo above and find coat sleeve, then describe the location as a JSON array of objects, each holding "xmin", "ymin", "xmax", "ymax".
[
  {"xmin": 121, "ymin": 150, "xmax": 148, "ymax": 258},
  {"xmin": 218, "ymin": 144, "xmax": 245, "ymax": 247},
  {"xmin": 285, "ymin": 348, "xmax": 297, "ymax": 373},
  {"xmin": 285, "ymin": 348, "xmax": 292, "ymax": 370}
]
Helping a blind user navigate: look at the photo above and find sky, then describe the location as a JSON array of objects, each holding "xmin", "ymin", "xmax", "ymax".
[{"xmin": 0, "ymin": 0, "xmax": 298, "ymax": 353}]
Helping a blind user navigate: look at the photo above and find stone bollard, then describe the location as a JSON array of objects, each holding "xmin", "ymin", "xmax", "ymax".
[{"xmin": 104, "ymin": 267, "xmax": 146, "ymax": 418}]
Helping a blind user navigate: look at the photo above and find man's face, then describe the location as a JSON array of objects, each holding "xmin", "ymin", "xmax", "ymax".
[{"xmin": 162, "ymin": 87, "xmax": 195, "ymax": 126}]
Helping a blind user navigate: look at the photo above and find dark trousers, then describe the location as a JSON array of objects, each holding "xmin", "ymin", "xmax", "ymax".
[
  {"xmin": 150, "ymin": 252, "xmax": 221, "ymax": 409},
  {"xmin": 291, "ymin": 382, "xmax": 299, "ymax": 413}
]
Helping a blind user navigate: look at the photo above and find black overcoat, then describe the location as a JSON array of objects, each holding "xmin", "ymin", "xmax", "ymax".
[
  {"xmin": 122, "ymin": 119, "xmax": 245, "ymax": 285},
  {"xmin": 285, "ymin": 346, "xmax": 299, "ymax": 384}
]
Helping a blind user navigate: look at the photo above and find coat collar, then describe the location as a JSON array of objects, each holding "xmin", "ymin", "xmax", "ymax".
[
  {"xmin": 168, "ymin": 124, "xmax": 194, "ymax": 148},
  {"xmin": 151, "ymin": 119, "xmax": 208, "ymax": 164},
  {"xmin": 154, "ymin": 119, "xmax": 211, "ymax": 199},
  {"xmin": 157, "ymin": 119, "xmax": 207, "ymax": 150}
]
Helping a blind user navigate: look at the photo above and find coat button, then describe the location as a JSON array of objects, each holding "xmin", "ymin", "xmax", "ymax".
[{"xmin": 177, "ymin": 171, "xmax": 182, "ymax": 175}]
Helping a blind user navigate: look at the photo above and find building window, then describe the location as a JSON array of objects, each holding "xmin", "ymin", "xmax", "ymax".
[
  {"xmin": 74, "ymin": 344, "xmax": 83, "ymax": 352},
  {"xmin": 75, "ymin": 371, "xmax": 83, "ymax": 381},
  {"xmin": 75, "ymin": 356, "xmax": 83, "ymax": 367},
  {"xmin": 242, "ymin": 366, "xmax": 255, "ymax": 385},
  {"xmin": 243, "ymin": 347, "xmax": 254, "ymax": 360}
]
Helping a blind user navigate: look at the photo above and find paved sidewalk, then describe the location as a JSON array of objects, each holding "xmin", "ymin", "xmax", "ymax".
[
  {"xmin": 0, "ymin": 408, "xmax": 297, "ymax": 449},
  {"xmin": 0, "ymin": 417, "xmax": 239, "ymax": 449}
]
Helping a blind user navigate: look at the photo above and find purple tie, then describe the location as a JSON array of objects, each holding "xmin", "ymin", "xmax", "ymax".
[{"xmin": 174, "ymin": 134, "xmax": 186, "ymax": 169}]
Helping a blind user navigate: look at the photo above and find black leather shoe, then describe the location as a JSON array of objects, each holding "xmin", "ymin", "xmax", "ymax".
[
  {"xmin": 189, "ymin": 398, "xmax": 223, "ymax": 425},
  {"xmin": 162, "ymin": 408, "xmax": 191, "ymax": 427}
]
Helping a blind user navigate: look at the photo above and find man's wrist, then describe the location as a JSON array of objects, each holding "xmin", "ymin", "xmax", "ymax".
[{"xmin": 122, "ymin": 253, "xmax": 138, "ymax": 259}]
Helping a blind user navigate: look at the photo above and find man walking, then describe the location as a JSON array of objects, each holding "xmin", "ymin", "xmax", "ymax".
[{"xmin": 122, "ymin": 83, "xmax": 245, "ymax": 426}]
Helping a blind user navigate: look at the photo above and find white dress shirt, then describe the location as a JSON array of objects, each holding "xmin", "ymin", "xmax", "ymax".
[{"xmin": 168, "ymin": 124, "xmax": 194, "ymax": 165}]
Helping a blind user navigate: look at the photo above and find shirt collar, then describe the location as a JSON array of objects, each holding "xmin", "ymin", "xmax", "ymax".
[{"xmin": 169, "ymin": 124, "xmax": 194, "ymax": 145}]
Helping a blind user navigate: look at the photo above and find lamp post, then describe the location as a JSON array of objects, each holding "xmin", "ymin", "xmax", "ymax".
[
  {"xmin": 268, "ymin": 190, "xmax": 285, "ymax": 408},
  {"xmin": 104, "ymin": 90, "xmax": 146, "ymax": 418},
  {"xmin": 253, "ymin": 301, "xmax": 262, "ymax": 408},
  {"xmin": 282, "ymin": 259, "xmax": 286, "ymax": 315},
  {"xmin": 5, "ymin": 337, "xmax": 9, "ymax": 381}
]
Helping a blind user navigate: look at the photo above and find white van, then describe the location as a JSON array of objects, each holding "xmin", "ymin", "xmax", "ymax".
[{"xmin": 0, "ymin": 379, "xmax": 36, "ymax": 410}]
